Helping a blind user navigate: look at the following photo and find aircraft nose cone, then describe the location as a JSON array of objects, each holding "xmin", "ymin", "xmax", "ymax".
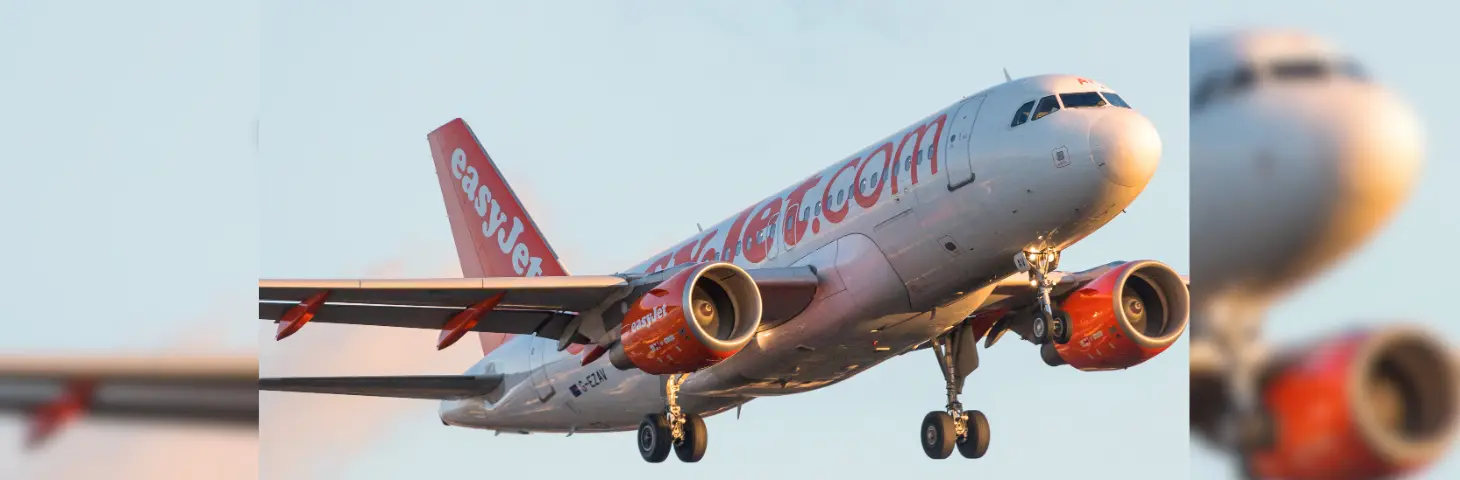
[
  {"xmin": 1089, "ymin": 109, "xmax": 1163, "ymax": 188},
  {"xmin": 1323, "ymin": 87, "xmax": 1423, "ymax": 214}
]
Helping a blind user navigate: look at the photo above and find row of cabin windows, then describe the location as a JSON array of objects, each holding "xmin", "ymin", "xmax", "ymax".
[
  {"xmin": 1191, "ymin": 57, "xmax": 1366, "ymax": 111},
  {"xmin": 1009, "ymin": 91, "xmax": 1132, "ymax": 127},
  {"xmin": 713, "ymin": 146, "xmax": 938, "ymax": 261}
]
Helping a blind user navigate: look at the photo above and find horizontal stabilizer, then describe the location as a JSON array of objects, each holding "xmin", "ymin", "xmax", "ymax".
[{"xmin": 260, "ymin": 374, "xmax": 504, "ymax": 400}]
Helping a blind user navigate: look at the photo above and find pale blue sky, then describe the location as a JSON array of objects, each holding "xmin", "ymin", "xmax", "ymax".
[
  {"xmin": 259, "ymin": 2, "xmax": 1186, "ymax": 479},
  {"xmin": 1189, "ymin": 1, "xmax": 1460, "ymax": 479}
]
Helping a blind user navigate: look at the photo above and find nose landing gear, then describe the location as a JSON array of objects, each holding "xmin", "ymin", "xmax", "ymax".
[
  {"xmin": 920, "ymin": 324, "xmax": 992, "ymax": 459},
  {"xmin": 1017, "ymin": 250, "xmax": 1072, "ymax": 346},
  {"xmin": 637, "ymin": 373, "xmax": 709, "ymax": 463}
]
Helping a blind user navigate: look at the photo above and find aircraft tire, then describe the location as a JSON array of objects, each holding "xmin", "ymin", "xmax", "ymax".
[
  {"xmin": 673, "ymin": 413, "xmax": 708, "ymax": 462},
  {"xmin": 921, "ymin": 411, "xmax": 956, "ymax": 459},
  {"xmin": 956, "ymin": 410, "xmax": 990, "ymax": 459},
  {"xmin": 638, "ymin": 414, "xmax": 672, "ymax": 463},
  {"xmin": 1031, "ymin": 312, "xmax": 1050, "ymax": 345},
  {"xmin": 1051, "ymin": 309, "xmax": 1073, "ymax": 345}
]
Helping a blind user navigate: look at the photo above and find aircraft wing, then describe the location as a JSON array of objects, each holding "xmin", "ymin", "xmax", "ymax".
[
  {"xmin": 258, "ymin": 266, "xmax": 821, "ymax": 349},
  {"xmin": 260, "ymin": 374, "xmax": 504, "ymax": 400},
  {"xmin": 0, "ymin": 355, "xmax": 258, "ymax": 448}
]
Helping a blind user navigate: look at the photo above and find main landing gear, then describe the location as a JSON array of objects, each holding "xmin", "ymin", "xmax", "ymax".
[
  {"xmin": 1209, "ymin": 318, "xmax": 1276, "ymax": 479},
  {"xmin": 921, "ymin": 324, "xmax": 992, "ymax": 459},
  {"xmin": 1017, "ymin": 249, "xmax": 1072, "ymax": 346},
  {"xmin": 638, "ymin": 373, "xmax": 708, "ymax": 463}
]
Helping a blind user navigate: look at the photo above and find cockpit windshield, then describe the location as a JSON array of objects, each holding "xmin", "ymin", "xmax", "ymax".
[
  {"xmin": 1192, "ymin": 56, "xmax": 1368, "ymax": 110},
  {"xmin": 1101, "ymin": 92, "xmax": 1131, "ymax": 108},
  {"xmin": 1014, "ymin": 90, "xmax": 1131, "ymax": 127},
  {"xmin": 1059, "ymin": 92, "xmax": 1107, "ymax": 108}
]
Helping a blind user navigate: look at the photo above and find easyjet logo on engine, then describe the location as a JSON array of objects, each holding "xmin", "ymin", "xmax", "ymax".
[
  {"xmin": 451, "ymin": 148, "xmax": 545, "ymax": 277},
  {"xmin": 629, "ymin": 304, "xmax": 668, "ymax": 333}
]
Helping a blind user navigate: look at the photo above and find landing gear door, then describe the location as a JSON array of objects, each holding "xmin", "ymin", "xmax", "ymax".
[
  {"xmin": 528, "ymin": 340, "xmax": 556, "ymax": 403},
  {"xmin": 944, "ymin": 95, "xmax": 986, "ymax": 190}
]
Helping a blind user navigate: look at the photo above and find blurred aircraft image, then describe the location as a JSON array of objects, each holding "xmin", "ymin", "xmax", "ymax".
[
  {"xmin": 258, "ymin": 74, "xmax": 1188, "ymax": 463},
  {"xmin": 0, "ymin": 354, "xmax": 257, "ymax": 449},
  {"xmin": 1188, "ymin": 29, "xmax": 1459, "ymax": 480}
]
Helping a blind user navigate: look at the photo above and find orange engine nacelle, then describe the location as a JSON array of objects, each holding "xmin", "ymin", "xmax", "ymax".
[
  {"xmin": 1245, "ymin": 327, "xmax": 1460, "ymax": 480},
  {"xmin": 1045, "ymin": 260, "xmax": 1190, "ymax": 371},
  {"xmin": 608, "ymin": 262, "xmax": 763, "ymax": 375}
]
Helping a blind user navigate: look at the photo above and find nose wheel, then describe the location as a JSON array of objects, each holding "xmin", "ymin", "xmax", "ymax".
[
  {"xmin": 637, "ymin": 373, "xmax": 708, "ymax": 463},
  {"xmin": 1017, "ymin": 250, "xmax": 1072, "ymax": 346},
  {"xmin": 921, "ymin": 327, "xmax": 992, "ymax": 459}
]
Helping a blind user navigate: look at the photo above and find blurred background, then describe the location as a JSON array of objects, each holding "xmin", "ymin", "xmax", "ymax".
[
  {"xmin": 1188, "ymin": 2, "xmax": 1460, "ymax": 479},
  {"xmin": 0, "ymin": 1, "xmax": 258, "ymax": 479}
]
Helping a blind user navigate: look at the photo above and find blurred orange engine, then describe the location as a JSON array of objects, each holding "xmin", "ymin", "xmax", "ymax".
[
  {"xmin": 609, "ymin": 262, "xmax": 763, "ymax": 375},
  {"xmin": 1246, "ymin": 327, "xmax": 1459, "ymax": 480},
  {"xmin": 1043, "ymin": 260, "xmax": 1190, "ymax": 370}
]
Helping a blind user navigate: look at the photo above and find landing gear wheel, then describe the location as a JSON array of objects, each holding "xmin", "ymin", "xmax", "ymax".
[
  {"xmin": 956, "ymin": 410, "xmax": 990, "ymax": 459},
  {"xmin": 637, "ymin": 414, "xmax": 672, "ymax": 463},
  {"xmin": 921, "ymin": 411, "xmax": 957, "ymax": 459},
  {"xmin": 1050, "ymin": 309, "xmax": 1073, "ymax": 345},
  {"xmin": 1031, "ymin": 312, "xmax": 1050, "ymax": 345},
  {"xmin": 673, "ymin": 413, "xmax": 708, "ymax": 463}
]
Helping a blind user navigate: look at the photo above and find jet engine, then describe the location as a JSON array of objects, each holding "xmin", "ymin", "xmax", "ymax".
[
  {"xmin": 1041, "ymin": 260, "xmax": 1190, "ymax": 370},
  {"xmin": 609, "ymin": 262, "xmax": 763, "ymax": 375},
  {"xmin": 1201, "ymin": 327, "xmax": 1460, "ymax": 480}
]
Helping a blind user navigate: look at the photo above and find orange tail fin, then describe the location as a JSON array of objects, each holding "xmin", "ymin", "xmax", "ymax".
[{"xmin": 426, "ymin": 118, "xmax": 569, "ymax": 354}]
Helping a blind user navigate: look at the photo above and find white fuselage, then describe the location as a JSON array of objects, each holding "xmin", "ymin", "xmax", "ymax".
[
  {"xmin": 1188, "ymin": 30, "xmax": 1422, "ymax": 340},
  {"xmin": 441, "ymin": 74, "xmax": 1162, "ymax": 433}
]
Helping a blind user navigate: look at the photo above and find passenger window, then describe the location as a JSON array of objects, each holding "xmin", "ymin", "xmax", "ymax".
[
  {"xmin": 814, "ymin": 200, "xmax": 822, "ymax": 212},
  {"xmin": 1059, "ymin": 92, "xmax": 1107, "ymax": 108},
  {"xmin": 1101, "ymin": 92, "xmax": 1131, "ymax": 108},
  {"xmin": 871, "ymin": 172, "xmax": 880, "ymax": 186},
  {"xmin": 1011, "ymin": 100, "xmax": 1035, "ymax": 127},
  {"xmin": 1031, "ymin": 95, "xmax": 1060, "ymax": 121}
]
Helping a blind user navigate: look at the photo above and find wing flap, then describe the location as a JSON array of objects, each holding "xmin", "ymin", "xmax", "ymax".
[{"xmin": 260, "ymin": 374, "xmax": 504, "ymax": 400}]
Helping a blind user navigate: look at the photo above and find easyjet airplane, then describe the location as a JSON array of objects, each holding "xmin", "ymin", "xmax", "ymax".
[
  {"xmin": 1188, "ymin": 29, "xmax": 1459, "ymax": 479},
  {"xmin": 257, "ymin": 74, "xmax": 1189, "ymax": 463},
  {"xmin": 0, "ymin": 355, "xmax": 258, "ymax": 449}
]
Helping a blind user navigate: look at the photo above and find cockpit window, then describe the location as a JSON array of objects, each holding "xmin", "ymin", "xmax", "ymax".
[
  {"xmin": 1010, "ymin": 100, "xmax": 1035, "ymax": 127},
  {"xmin": 1339, "ymin": 59, "xmax": 1368, "ymax": 81},
  {"xmin": 1192, "ymin": 65, "xmax": 1257, "ymax": 111},
  {"xmin": 1031, "ymin": 95, "xmax": 1060, "ymax": 121},
  {"xmin": 1270, "ymin": 59, "xmax": 1328, "ymax": 80},
  {"xmin": 1101, "ymin": 92, "xmax": 1131, "ymax": 108},
  {"xmin": 1059, "ymin": 92, "xmax": 1107, "ymax": 108}
]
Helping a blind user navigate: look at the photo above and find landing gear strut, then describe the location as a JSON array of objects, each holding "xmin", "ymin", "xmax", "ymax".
[
  {"xmin": 921, "ymin": 328, "xmax": 991, "ymax": 460},
  {"xmin": 637, "ymin": 373, "xmax": 708, "ymax": 463},
  {"xmin": 1018, "ymin": 250, "xmax": 1072, "ymax": 345},
  {"xmin": 1209, "ymin": 316, "xmax": 1276, "ymax": 473}
]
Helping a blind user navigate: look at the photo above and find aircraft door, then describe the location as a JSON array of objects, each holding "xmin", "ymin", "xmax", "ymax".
[
  {"xmin": 944, "ymin": 95, "xmax": 986, "ymax": 190},
  {"xmin": 528, "ymin": 339, "xmax": 556, "ymax": 402}
]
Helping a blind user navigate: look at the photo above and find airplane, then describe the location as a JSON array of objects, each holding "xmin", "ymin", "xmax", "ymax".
[
  {"xmin": 0, "ymin": 354, "xmax": 258, "ymax": 449},
  {"xmin": 1188, "ymin": 29, "xmax": 1460, "ymax": 479},
  {"xmin": 256, "ymin": 73, "xmax": 1189, "ymax": 463}
]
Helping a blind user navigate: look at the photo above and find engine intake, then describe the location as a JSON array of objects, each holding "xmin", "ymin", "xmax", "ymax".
[
  {"xmin": 610, "ymin": 262, "xmax": 762, "ymax": 375},
  {"xmin": 1046, "ymin": 260, "xmax": 1190, "ymax": 370},
  {"xmin": 1244, "ymin": 326, "xmax": 1459, "ymax": 480}
]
